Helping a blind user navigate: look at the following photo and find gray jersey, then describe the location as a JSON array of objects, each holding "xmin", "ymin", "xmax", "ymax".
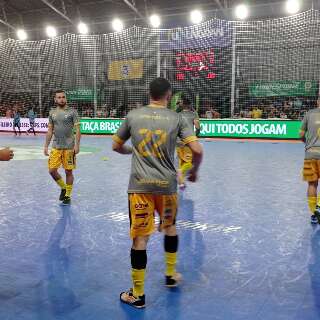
[
  {"xmin": 178, "ymin": 110, "xmax": 199, "ymax": 146},
  {"xmin": 113, "ymin": 106, "xmax": 197, "ymax": 194},
  {"xmin": 49, "ymin": 106, "xmax": 80, "ymax": 149},
  {"xmin": 28, "ymin": 110, "xmax": 36, "ymax": 122},
  {"xmin": 180, "ymin": 110, "xmax": 198, "ymax": 132},
  {"xmin": 301, "ymin": 108, "xmax": 320, "ymax": 159}
]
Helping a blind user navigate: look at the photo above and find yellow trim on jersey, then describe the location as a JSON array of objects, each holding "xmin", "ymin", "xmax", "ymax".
[
  {"xmin": 112, "ymin": 134, "xmax": 125, "ymax": 145},
  {"xmin": 182, "ymin": 136, "xmax": 198, "ymax": 145},
  {"xmin": 74, "ymin": 122, "xmax": 80, "ymax": 126}
]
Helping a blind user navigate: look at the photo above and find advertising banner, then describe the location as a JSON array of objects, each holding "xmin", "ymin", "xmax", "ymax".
[
  {"xmin": 249, "ymin": 81, "xmax": 317, "ymax": 97},
  {"xmin": 160, "ymin": 20, "xmax": 232, "ymax": 50},
  {"xmin": 0, "ymin": 118, "xmax": 49, "ymax": 132}
]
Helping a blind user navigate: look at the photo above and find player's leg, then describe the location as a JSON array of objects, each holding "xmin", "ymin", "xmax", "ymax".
[
  {"xmin": 48, "ymin": 149, "xmax": 66, "ymax": 200},
  {"xmin": 177, "ymin": 146, "xmax": 193, "ymax": 190},
  {"xmin": 120, "ymin": 194, "xmax": 155, "ymax": 308},
  {"xmin": 62, "ymin": 169, "xmax": 73, "ymax": 205},
  {"xmin": 156, "ymin": 194, "xmax": 181, "ymax": 287},
  {"xmin": 17, "ymin": 124, "xmax": 21, "ymax": 135},
  {"xmin": 61, "ymin": 150, "xmax": 76, "ymax": 205},
  {"xmin": 303, "ymin": 159, "xmax": 319, "ymax": 223},
  {"xmin": 13, "ymin": 124, "xmax": 17, "ymax": 136}
]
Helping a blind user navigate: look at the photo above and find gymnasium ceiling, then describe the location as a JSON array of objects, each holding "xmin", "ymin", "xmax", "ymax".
[{"xmin": 0, "ymin": 0, "xmax": 317, "ymax": 40}]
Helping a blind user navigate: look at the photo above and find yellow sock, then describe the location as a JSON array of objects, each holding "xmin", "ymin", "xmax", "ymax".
[
  {"xmin": 181, "ymin": 162, "xmax": 193, "ymax": 175},
  {"xmin": 65, "ymin": 184, "xmax": 73, "ymax": 198},
  {"xmin": 308, "ymin": 196, "xmax": 317, "ymax": 215},
  {"xmin": 316, "ymin": 196, "xmax": 320, "ymax": 208},
  {"xmin": 131, "ymin": 268, "xmax": 145, "ymax": 297},
  {"xmin": 165, "ymin": 252, "xmax": 177, "ymax": 277},
  {"xmin": 56, "ymin": 178, "xmax": 66, "ymax": 189}
]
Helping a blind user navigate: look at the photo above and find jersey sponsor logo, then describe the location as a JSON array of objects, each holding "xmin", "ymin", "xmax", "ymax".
[
  {"xmin": 137, "ymin": 179, "xmax": 169, "ymax": 187},
  {"xmin": 135, "ymin": 203, "xmax": 149, "ymax": 210},
  {"xmin": 135, "ymin": 213, "xmax": 148, "ymax": 219}
]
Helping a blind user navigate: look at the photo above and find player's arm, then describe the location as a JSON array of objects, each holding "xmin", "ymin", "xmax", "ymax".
[
  {"xmin": 194, "ymin": 118, "xmax": 200, "ymax": 137},
  {"xmin": 0, "ymin": 147, "xmax": 14, "ymax": 161},
  {"xmin": 186, "ymin": 140, "xmax": 203, "ymax": 182},
  {"xmin": 112, "ymin": 140, "xmax": 133, "ymax": 154},
  {"xmin": 74, "ymin": 124, "xmax": 81, "ymax": 154},
  {"xmin": 300, "ymin": 113, "xmax": 307, "ymax": 143},
  {"xmin": 44, "ymin": 113, "xmax": 53, "ymax": 156},
  {"xmin": 112, "ymin": 117, "xmax": 132, "ymax": 155},
  {"xmin": 300, "ymin": 130, "xmax": 306, "ymax": 143},
  {"xmin": 179, "ymin": 116, "xmax": 203, "ymax": 182},
  {"xmin": 44, "ymin": 124, "xmax": 53, "ymax": 156},
  {"xmin": 73, "ymin": 110, "xmax": 81, "ymax": 154}
]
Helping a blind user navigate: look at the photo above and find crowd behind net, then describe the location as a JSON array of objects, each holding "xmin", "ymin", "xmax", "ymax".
[{"xmin": 0, "ymin": 9, "xmax": 320, "ymax": 120}]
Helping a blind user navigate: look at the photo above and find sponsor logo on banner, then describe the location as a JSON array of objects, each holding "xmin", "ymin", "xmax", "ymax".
[
  {"xmin": 1, "ymin": 117, "xmax": 299, "ymax": 139},
  {"xmin": 108, "ymin": 59, "xmax": 144, "ymax": 80},
  {"xmin": 0, "ymin": 118, "xmax": 49, "ymax": 132},
  {"xmin": 65, "ymin": 88, "xmax": 94, "ymax": 101},
  {"xmin": 249, "ymin": 80, "xmax": 318, "ymax": 97},
  {"xmin": 199, "ymin": 120, "xmax": 301, "ymax": 139},
  {"xmin": 80, "ymin": 119, "xmax": 123, "ymax": 134},
  {"xmin": 160, "ymin": 20, "xmax": 232, "ymax": 49}
]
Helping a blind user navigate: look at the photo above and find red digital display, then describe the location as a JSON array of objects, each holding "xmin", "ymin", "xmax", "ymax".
[{"xmin": 175, "ymin": 48, "xmax": 217, "ymax": 80}]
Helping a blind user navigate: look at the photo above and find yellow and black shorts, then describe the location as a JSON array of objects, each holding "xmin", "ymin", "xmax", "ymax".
[
  {"xmin": 302, "ymin": 159, "xmax": 320, "ymax": 182},
  {"xmin": 128, "ymin": 193, "xmax": 178, "ymax": 238},
  {"xmin": 48, "ymin": 148, "xmax": 76, "ymax": 170},
  {"xmin": 176, "ymin": 145, "xmax": 193, "ymax": 167}
]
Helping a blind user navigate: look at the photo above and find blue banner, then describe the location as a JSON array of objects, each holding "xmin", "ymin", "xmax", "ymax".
[{"xmin": 160, "ymin": 20, "xmax": 232, "ymax": 50}]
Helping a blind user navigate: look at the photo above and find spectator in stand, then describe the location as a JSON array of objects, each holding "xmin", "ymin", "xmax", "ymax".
[
  {"xmin": 280, "ymin": 111, "xmax": 288, "ymax": 119},
  {"xmin": 6, "ymin": 108, "xmax": 12, "ymax": 118},
  {"xmin": 110, "ymin": 108, "xmax": 117, "ymax": 118},
  {"xmin": 268, "ymin": 107, "xmax": 276, "ymax": 118},
  {"xmin": 294, "ymin": 97, "xmax": 303, "ymax": 109},
  {"xmin": 96, "ymin": 108, "xmax": 103, "ymax": 118},
  {"xmin": 205, "ymin": 108, "xmax": 213, "ymax": 119},
  {"xmin": 251, "ymin": 107, "xmax": 263, "ymax": 119},
  {"xmin": 212, "ymin": 109, "xmax": 221, "ymax": 119}
]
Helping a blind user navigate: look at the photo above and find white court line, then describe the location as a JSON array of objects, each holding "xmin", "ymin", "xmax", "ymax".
[{"xmin": 91, "ymin": 211, "xmax": 242, "ymax": 234}]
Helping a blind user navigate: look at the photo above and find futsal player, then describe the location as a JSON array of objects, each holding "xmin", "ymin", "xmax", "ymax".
[
  {"xmin": 43, "ymin": 90, "xmax": 81, "ymax": 205},
  {"xmin": 13, "ymin": 107, "xmax": 22, "ymax": 136},
  {"xmin": 112, "ymin": 78, "xmax": 203, "ymax": 308},
  {"xmin": 300, "ymin": 97, "xmax": 320, "ymax": 223},
  {"xmin": 26, "ymin": 106, "xmax": 36, "ymax": 135},
  {"xmin": 176, "ymin": 96, "xmax": 201, "ymax": 189}
]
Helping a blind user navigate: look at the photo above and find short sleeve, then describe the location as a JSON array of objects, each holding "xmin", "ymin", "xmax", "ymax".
[
  {"xmin": 73, "ymin": 109, "xmax": 80, "ymax": 126},
  {"xmin": 178, "ymin": 114, "xmax": 197, "ymax": 145},
  {"xmin": 48, "ymin": 111, "xmax": 53, "ymax": 126},
  {"xmin": 300, "ymin": 113, "xmax": 308, "ymax": 132},
  {"xmin": 112, "ymin": 117, "xmax": 131, "ymax": 145}
]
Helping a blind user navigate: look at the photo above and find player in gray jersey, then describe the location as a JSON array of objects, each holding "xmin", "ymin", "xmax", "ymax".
[
  {"xmin": 26, "ymin": 107, "xmax": 36, "ymax": 135},
  {"xmin": 44, "ymin": 90, "xmax": 81, "ymax": 205},
  {"xmin": 176, "ymin": 97, "xmax": 201, "ymax": 189},
  {"xmin": 112, "ymin": 78, "xmax": 203, "ymax": 308},
  {"xmin": 300, "ymin": 98, "xmax": 320, "ymax": 223}
]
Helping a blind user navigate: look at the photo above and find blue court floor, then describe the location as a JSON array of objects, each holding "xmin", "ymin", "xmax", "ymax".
[{"xmin": 0, "ymin": 135, "xmax": 319, "ymax": 320}]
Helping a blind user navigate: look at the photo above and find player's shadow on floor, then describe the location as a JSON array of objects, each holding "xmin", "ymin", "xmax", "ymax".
[
  {"xmin": 179, "ymin": 197, "xmax": 206, "ymax": 290},
  {"xmin": 310, "ymin": 228, "xmax": 320, "ymax": 318},
  {"xmin": 44, "ymin": 206, "xmax": 81, "ymax": 316}
]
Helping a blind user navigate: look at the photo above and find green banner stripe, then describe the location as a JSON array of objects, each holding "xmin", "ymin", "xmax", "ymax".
[{"xmin": 80, "ymin": 119, "xmax": 302, "ymax": 139}]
